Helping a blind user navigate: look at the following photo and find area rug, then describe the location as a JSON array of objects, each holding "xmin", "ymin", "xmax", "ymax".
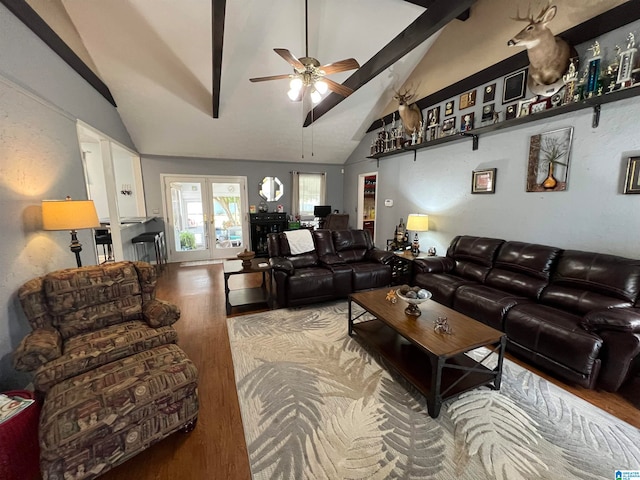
[{"xmin": 227, "ymin": 301, "xmax": 640, "ymax": 480}]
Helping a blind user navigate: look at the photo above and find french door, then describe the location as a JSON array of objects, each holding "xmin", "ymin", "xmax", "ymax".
[{"xmin": 163, "ymin": 175, "xmax": 249, "ymax": 261}]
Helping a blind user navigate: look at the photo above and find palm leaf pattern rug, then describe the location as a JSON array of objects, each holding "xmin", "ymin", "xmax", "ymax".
[{"xmin": 227, "ymin": 301, "xmax": 640, "ymax": 479}]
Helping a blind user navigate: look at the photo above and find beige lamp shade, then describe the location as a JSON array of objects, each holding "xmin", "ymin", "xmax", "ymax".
[
  {"xmin": 42, "ymin": 198, "xmax": 100, "ymax": 231},
  {"xmin": 406, "ymin": 214, "xmax": 429, "ymax": 232}
]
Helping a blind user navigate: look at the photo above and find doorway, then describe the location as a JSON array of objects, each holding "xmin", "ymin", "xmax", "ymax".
[
  {"xmin": 163, "ymin": 175, "xmax": 249, "ymax": 261},
  {"xmin": 357, "ymin": 172, "xmax": 378, "ymax": 242}
]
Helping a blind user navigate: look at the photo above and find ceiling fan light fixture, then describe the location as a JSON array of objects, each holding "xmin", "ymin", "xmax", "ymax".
[
  {"xmin": 310, "ymin": 88, "xmax": 322, "ymax": 104},
  {"xmin": 314, "ymin": 79, "xmax": 328, "ymax": 94},
  {"xmin": 287, "ymin": 88, "xmax": 300, "ymax": 101},
  {"xmin": 289, "ymin": 76, "xmax": 303, "ymax": 91}
]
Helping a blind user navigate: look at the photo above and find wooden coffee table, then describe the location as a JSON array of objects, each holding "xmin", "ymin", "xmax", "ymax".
[{"xmin": 348, "ymin": 288, "xmax": 506, "ymax": 418}]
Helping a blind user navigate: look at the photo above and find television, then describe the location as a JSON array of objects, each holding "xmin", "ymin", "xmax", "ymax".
[{"xmin": 313, "ymin": 205, "xmax": 332, "ymax": 218}]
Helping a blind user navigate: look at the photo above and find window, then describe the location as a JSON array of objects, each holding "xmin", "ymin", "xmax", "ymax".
[{"xmin": 291, "ymin": 172, "xmax": 326, "ymax": 219}]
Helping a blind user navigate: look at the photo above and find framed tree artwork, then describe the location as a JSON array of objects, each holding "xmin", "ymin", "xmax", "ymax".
[{"xmin": 526, "ymin": 127, "xmax": 574, "ymax": 192}]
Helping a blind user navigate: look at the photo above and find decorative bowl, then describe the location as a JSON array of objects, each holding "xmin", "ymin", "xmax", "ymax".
[
  {"xmin": 237, "ymin": 249, "xmax": 256, "ymax": 268},
  {"xmin": 396, "ymin": 286, "xmax": 432, "ymax": 317}
]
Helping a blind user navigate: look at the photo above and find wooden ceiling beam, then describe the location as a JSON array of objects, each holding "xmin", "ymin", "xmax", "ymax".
[
  {"xmin": 211, "ymin": 0, "xmax": 226, "ymax": 118},
  {"xmin": 0, "ymin": 0, "xmax": 116, "ymax": 106},
  {"xmin": 303, "ymin": 0, "xmax": 476, "ymax": 127}
]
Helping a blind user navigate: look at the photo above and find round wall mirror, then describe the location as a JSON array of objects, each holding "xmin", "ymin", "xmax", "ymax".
[{"xmin": 259, "ymin": 176, "xmax": 284, "ymax": 201}]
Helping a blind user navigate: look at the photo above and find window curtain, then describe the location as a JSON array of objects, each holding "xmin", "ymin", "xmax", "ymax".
[{"xmin": 291, "ymin": 171, "xmax": 326, "ymax": 220}]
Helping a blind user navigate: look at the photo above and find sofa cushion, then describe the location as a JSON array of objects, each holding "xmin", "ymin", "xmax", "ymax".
[
  {"xmin": 448, "ymin": 236, "xmax": 505, "ymax": 283},
  {"xmin": 286, "ymin": 267, "xmax": 335, "ymax": 302},
  {"xmin": 333, "ymin": 230, "xmax": 372, "ymax": 263},
  {"xmin": 349, "ymin": 262, "xmax": 391, "ymax": 291},
  {"xmin": 454, "ymin": 285, "xmax": 530, "ymax": 331},
  {"xmin": 485, "ymin": 241, "xmax": 561, "ymax": 298},
  {"xmin": 414, "ymin": 273, "xmax": 477, "ymax": 307},
  {"xmin": 33, "ymin": 321, "xmax": 178, "ymax": 392},
  {"xmin": 541, "ymin": 250, "xmax": 640, "ymax": 314},
  {"xmin": 43, "ymin": 263, "xmax": 144, "ymax": 339},
  {"xmin": 505, "ymin": 303, "xmax": 602, "ymax": 376},
  {"xmin": 274, "ymin": 232, "xmax": 320, "ymax": 268}
]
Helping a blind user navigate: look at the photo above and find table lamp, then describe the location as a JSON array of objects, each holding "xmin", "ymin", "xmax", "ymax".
[
  {"xmin": 406, "ymin": 214, "xmax": 429, "ymax": 256},
  {"xmin": 42, "ymin": 196, "xmax": 100, "ymax": 267}
]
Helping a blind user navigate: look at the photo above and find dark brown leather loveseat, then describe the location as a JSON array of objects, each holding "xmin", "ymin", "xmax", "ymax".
[
  {"xmin": 268, "ymin": 229, "xmax": 393, "ymax": 307},
  {"xmin": 413, "ymin": 235, "xmax": 640, "ymax": 392}
]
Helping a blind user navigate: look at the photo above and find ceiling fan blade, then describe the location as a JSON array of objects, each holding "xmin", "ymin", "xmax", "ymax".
[
  {"xmin": 319, "ymin": 58, "xmax": 360, "ymax": 75},
  {"xmin": 249, "ymin": 74, "xmax": 291, "ymax": 82},
  {"xmin": 274, "ymin": 48, "xmax": 305, "ymax": 70},
  {"xmin": 323, "ymin": 78, "xmax": 354, "ymax": 98}
]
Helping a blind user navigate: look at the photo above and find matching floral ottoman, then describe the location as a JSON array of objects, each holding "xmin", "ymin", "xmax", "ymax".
[{"xmin": 39, "ymin": 344, "xmax": 199, "ymax": 480}]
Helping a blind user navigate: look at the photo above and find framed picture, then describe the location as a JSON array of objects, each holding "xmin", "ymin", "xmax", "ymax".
[
  {"xmin": 482, "ymin": 103, "xmax": 495, "ymax": 121},
  {"xmin": 503, "ymin": 69, "xmax": 527, "ymax": 104},
  {"xmin": 445, "ymin": 100, "xmax": 454, "ymax": 116},
  {"xmin": 426, "ymin": 106, "xmax": 440, "ymax": 127},
  {"xmin": 461, "ymin": 112, "xmax": 474, "ymax": 131},
  {"xmin": 530, "ymin": 98, "xmax": 550, "ymax": 114},
  {"xmin": 459, "ymin": 90, "xmax": 477, "ymax": 110},
  {"xmin": 472, "ymin": 168, "xmax": 496, "ymax": 194},
  {"xmin": 483, "ymin": 83, "xmax": 496, "ymax": 103},
  {"xmin": 442, "ymin": 116, "xmax": 456, "ymax": 132},
  {"xmin": 517, "ymin": 98, "xmax": 536, "ymax": 118},
  {"xmin": 526, "ymin": 127, "xmax": 574, "ymax": 192},
  {"xmin": 505, "ymin": 103, "xmax": 518, "ymax": 120},
  {"xmin": 624, "ymin": 156, "xmax": 640, "ymax": 194}
]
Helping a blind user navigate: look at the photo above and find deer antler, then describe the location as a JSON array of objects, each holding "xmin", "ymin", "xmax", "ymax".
[
  {"xmin": 534, "ymin": 1, "xmax": 553, "ymax": 22},
  {"xmin": 511, "ymin": 5, "xmax": 533, "ymax": 22}
]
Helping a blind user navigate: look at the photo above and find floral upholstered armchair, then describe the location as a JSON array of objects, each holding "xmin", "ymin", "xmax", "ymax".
[
  {"xmin": 12, "ymin": 261, "xmax": 199, "ymax": 480},
  {"xmin": 13, "ymin": 261, "xmax": 180, "ymax": 393}
]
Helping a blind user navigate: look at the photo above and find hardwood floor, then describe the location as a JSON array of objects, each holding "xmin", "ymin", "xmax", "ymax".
[{"xmin": 101, "ymin": 262, "xmax": 639, "ymax": 480}]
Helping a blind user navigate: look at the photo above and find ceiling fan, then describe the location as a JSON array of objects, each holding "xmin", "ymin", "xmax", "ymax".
[{"xmin": 249, "ymin": 0, "xmax": 360, "ymax": 104}]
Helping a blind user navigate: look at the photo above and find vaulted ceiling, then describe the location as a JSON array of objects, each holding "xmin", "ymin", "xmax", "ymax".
[{"xmin": 8, "ymin": 0, "xmax": 630, "ymax": 164}]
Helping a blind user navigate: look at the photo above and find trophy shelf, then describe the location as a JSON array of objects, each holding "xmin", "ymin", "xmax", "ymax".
[{"xmin": 367, "ymin": 85, "xmax": 640, "ymax": 160}]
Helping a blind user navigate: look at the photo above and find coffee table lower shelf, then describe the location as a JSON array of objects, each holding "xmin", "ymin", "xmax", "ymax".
[{"xmin": 351, "ymin": 319, "xmax": 504, "ymax": 417}]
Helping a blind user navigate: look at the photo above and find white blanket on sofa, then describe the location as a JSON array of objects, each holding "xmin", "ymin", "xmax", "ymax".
[{"xmin": 285, "ymin": 229, "xmax": 315, "ymax": 255}]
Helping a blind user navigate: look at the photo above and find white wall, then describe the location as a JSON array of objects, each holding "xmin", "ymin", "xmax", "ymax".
[
  {"xmin": 0, "ymin": 4, "xmax": 134, "ymax": 389},
  {"xmin": 344, "ymin": 96, "xmax": 640, "ymax": 258}
]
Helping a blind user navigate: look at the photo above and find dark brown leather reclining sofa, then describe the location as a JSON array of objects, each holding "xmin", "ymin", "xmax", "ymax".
[
  {"xmin": 413, "ymin": 235, "xmax": 640, "ymax": 392},
  {"xmin": 268, "ymin": 229, "xmax": 394, "ymax": 307}
]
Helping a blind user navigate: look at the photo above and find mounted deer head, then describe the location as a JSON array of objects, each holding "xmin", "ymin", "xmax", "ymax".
[
  {"xmin": 393, "ymin": 86, "xmax": 422, "ymax": 136},
  {"xmin": 508, "ymin": 3, "xmax": 576, "ymax": 96}
]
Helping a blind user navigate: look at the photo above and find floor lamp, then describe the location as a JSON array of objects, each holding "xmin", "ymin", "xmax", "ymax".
[{"xmin": 42, "ymin": 196, "xmax": 100, "ymax": 267}]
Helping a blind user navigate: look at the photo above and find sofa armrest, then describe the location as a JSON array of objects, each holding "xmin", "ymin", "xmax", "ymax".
[
  {"xmin": 143, "ymin": 299, "xmax": 181, "ymax": 327},
  {"xmin": 318, "ymin": 254, "xmax": 347, "ymax": 266},
  {"xmin": 269, "ymin": 257, "xmax": 294, "ymax": 275},
  {"xmin": 12, "ymin": 328, "xmax": 62, "ymax": 372},
  {"xmin": 581, "ymin": 308, "xmax": 640, "ymax": 333},
  {"xmin": 413, "ymin": 256, "xmax": 456, "ymax": 274},
  {"xmin": 366, "ymin": 248, "xmax": 394, "ymax": 265}
]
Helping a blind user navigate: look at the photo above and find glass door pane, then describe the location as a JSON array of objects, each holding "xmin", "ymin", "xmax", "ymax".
[
  {"xmin": 165, "ymin": 177, "xmax": 212, "ymax": 262},
  {"xmin": 211, "ymin": 178, "xmax": 248, "ymax": 259}
]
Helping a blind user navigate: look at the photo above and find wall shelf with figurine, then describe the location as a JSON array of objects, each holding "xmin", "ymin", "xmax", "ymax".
[
  {"xmin": 367, "ymin": 4, "xmax": 640, "ymax": 162},
  {"xmin": 367, "ymin": 83, "xmax": 640, "ymax": 161}
]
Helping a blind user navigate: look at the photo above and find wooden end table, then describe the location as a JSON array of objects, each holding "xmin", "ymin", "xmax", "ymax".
[
  {"xmin": 348, "ymin": 288, "xmax": 506, "ymax": 418},
  {"xmin": 223, "ymin": 258, "xmax": 273, "ymax": 315}
]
